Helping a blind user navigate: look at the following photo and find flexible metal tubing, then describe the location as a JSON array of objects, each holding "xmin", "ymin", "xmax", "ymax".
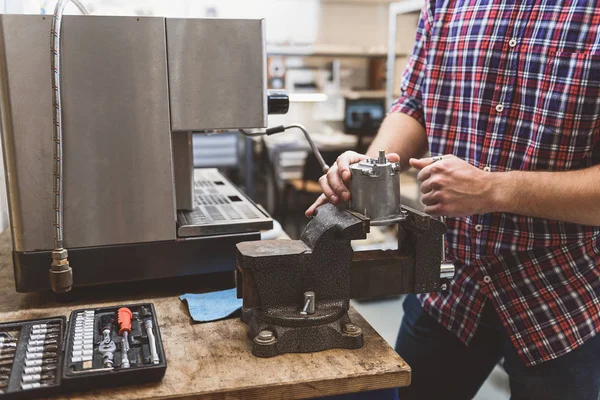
[
  {"xmin": 50, "ymin": 0, "xmax": 88, "ymax": 250},
  {"xmin": 239, "ymin": 124, "xmax": 330, "ymax": 173}
]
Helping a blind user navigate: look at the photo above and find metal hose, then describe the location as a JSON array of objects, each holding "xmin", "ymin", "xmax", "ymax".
[
  {"xmin": 284, "ymin": 124, "xmax": 329, "ymax": 173},
  {"xmin": 49, "ymin": 0, "xmax": 88, "ymax": 292},
  {"xmin": 239, "ymin": 124, "xmax": 330, "ymax": 173}
]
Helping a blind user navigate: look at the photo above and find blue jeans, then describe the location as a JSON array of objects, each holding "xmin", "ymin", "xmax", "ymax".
[{"xmin": 396, "ymin": 294, "xmax": 600, "ymax": 400}]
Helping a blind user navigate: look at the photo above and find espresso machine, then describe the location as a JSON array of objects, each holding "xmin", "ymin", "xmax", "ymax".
[{"xmin": 0, "ymin": 12, "xmax": 288, "ymax": 292}]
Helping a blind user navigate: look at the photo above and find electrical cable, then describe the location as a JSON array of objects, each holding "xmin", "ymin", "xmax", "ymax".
[{"xmin": 239, "ymin": 124, "xmax": 329, "ymax": 173}]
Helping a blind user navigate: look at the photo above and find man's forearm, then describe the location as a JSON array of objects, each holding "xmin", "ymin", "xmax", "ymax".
[
  {"xmin": 367, "ymin": 113, "xmax": 429, "ymax": 170},
  {"xmin": 492, "ymin": 166, "xmax": 600, "ymax": 225}
]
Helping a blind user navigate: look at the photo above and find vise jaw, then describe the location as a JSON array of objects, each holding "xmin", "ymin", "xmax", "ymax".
[{"xmin": 236, "ymin": 203, "xmax": 448, "ymax": 358}]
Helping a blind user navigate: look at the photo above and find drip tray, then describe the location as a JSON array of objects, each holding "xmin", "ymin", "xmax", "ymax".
[{"xmin": 177, "ymin": 169, "xmax": 272, "ymax": 237}]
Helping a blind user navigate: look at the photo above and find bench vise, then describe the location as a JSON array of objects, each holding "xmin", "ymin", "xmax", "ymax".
[{"xmin": 236, "ymin": 197, "xmax": 453, "ymax": 357}]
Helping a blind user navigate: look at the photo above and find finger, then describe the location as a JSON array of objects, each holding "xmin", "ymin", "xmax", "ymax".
[
  {"xmin": 327, "ymin": 167, "xmax": 350, "ymax": 200},
  {"xmin": 385, "ymin": 153, "xmax": 400, "ymax": 163},
  {"xmin": 421, "ymin": 192, "xmax": 439, "ymax": 206},
  {"xmin": 410, "ymin": 155, "xmax": 443, "ymax": 170},
  {"xmin": 337, "ymin": 151, "xmax": 368, "ymax": 182},
  {"xmin": 424, "ymin": 204, "xmax": 444, "ymax": 217},
  {"xmin": 306, "ymin": 194, "xmax": 328, "ymax": 217},
  {"xmin": 420, "ymin": 177, "xmax": 441, "ymax": 194},
  {"xmin": 420, "ymin": 179, "xmax": 434, "ymax": 195},
  {"xmin": 417, "ymin": 164, "xmax": 436, "ymax": 182},
  {"xmin": 318, "ymin": 175, "xmax": 339, "ymax": 205}
]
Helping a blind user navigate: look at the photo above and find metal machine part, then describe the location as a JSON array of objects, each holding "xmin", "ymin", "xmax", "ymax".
[
  {"xmin": 167, "ymin": 18, "xmax": 268, "ymax": 132},
  {"xmin": 177, "ymin": 169, "xmax": 272, "ymax": 237},
  {"xmin": 349, "ymin": 150, "xmax": 405, "ymax": 225},
  {"xmin": 144, "ymin": 320, "xmax": 160, "ymax": 365},
  {"xmin": 0, "ymin": 14, "xmax": 176, "ymax": 252},
  {"xmin": 0, "ymin": 14, "xmax": 284, "ymax": 292},
  {"xmin": 237, "ymin": 203, "xmax": 450, "ymax": 357}
]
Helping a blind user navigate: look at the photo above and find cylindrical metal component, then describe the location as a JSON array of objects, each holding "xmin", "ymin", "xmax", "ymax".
[
  {"xmin": 254, "ymin": 330, "xmax": 276, "ymax": 346},
  {"xmin": 342, "ymin": 323, "xmax": 362, "ymax": 337},
  {"xmin": 144, "ymin": 320, "xmax": 160, "ymax": 364},
  {"xmin": 121, "ymin": 331, "xmax": 130, "ymax": 369},
  {"xmin": 300, "ymin": 291, "xmax": 316, "ymax": 315},
  {"xmin": 349, "ymin": 152, "xmax": 404, "ymax": 225},
  {"xmin": 440, "ymin": 262, "xmax": 455, "ymax": 280},
  {"xmin": 28, "ymin": 339, "xmax": 58, "ymax": 347}
]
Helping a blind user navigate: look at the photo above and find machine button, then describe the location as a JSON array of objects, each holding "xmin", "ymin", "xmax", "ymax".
[
  {"xmin": 267, "ymin": 90, "xmax": 290, "ymax": 115},
  {"xmin": 483, "ymin": 166, "xmax": 491, "ymax": 172},
  {"xmin": 483, "ymin": 275, "xmax": 492, "ymax": 283},
  {"xmin": 495, "ymin": 103, "xmax": 504, "ymax": 113},
  {"xmin": 509, "ymin": 38, "xmax": 517, "ymax": 48},
  {"xmin": 475, "ymin": 224, "xmax": 483, "ymax": 232}
]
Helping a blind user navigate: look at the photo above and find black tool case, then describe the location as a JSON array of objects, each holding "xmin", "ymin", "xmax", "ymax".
[{"xmin": 0, "ymin": 303, "xmax": 166, "ymax": 399}]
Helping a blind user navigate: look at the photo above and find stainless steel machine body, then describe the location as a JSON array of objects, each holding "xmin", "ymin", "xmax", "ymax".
[{"xmin": 0, "ymin": 14, "xmax": 281, "ymax": 292}]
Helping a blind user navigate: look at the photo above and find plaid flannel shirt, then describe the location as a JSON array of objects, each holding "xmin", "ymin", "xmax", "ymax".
[{"xmin": 390, "ymin": 0, "xmax": 600, "ymax": 366}]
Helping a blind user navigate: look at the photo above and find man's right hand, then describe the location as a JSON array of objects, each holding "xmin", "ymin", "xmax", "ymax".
[{"xmin": 305, "ymin": 151, "xmax": 400, "ymax": 217}]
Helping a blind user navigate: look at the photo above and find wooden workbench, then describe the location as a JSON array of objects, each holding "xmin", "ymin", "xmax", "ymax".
[{"xmin": 0, "ymin": 231, "xmax": 410, "ymax": 399}]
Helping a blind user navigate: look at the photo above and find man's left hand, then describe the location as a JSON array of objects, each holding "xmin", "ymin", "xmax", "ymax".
[{"xmin": 410, "ymin": 155, "xmax": 497, "ymax": 217}]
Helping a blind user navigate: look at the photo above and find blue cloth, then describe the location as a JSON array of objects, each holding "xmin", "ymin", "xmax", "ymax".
[
  {"xmin": 180, "ymin": 289, "xmax": 242, "ymax": 322},
  {"xmin": 396, "ymin": 295, "xmax": 600, "ymax": 400}
]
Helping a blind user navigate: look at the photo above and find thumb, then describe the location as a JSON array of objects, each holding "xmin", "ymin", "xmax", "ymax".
[{"xmin": 386, "ymin": 153, "xmax": 400, "ymax": 163}]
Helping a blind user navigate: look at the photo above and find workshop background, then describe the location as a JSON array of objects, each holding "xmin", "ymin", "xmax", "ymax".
[{"xmin": 0, "ymin": 1, "xmax": 508, "ymax": 398}]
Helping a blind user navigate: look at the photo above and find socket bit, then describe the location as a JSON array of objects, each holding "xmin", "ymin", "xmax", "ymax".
[
  {"xmin": 0, "ymin": 355, "xmax": 15, "ymax": 362},
  {"xmin": 23, "ymin": 365, "xmax": 57, "ymax": 375},
  {"xmin": 25, "ymin": 352, "xmax": 58, "ymax": 361},
  {"xmin": 0, "ymin": 380, "xmax": 7, "ymax": 389},
  {"xmin": 30, "ymin": 328, "xmax": 60, "ymax": 335},
  {"xmin": 21, "ymin": 382, "xmax": 52, "ymax": 390},
  {"xmin": 31, "ymin": 323, "xmax": 59, "ymax": 330},
  {"xmin": 22, "ymin": 373, "xmax": 54, "ymax": 383},
  {"xmin": 26, "ymin": 345, "xmax": 59, "ymax": 353},
  {"xmin": 71, "ymin": 344, "xmax": 93, "ymax": 351},
  {"xmin": 24, "ymin": 358, "xmax": 57, "ymax": 367},
  {"xmin": 28, "ymin": 339, "xmax": 58, "ymax": 347},
  {"xmin": 0, "ymin": 342, "xmax": 16, "ymax": 349},
  {"xmin": 29, "ymin": 334, "xmax": 58, "ymax": 341}
]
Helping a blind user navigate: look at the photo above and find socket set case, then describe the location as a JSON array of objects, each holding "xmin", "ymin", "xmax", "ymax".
[{"xmin": 0, "ymin": 303, "xmax": 166, "ymax": 399}]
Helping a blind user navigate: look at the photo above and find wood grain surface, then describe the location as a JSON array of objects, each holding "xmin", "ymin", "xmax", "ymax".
[{"xmin": 0, "ymin": 231, "xmax": 410, "ymax": 399}]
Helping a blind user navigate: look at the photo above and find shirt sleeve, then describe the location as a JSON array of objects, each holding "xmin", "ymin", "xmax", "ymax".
[{"xmin": 389, "ymin": 1, "xmax": 434, "ymax": 127}]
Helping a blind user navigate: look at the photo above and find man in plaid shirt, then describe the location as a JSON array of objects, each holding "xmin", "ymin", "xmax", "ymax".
[{"xmin": 307, "ymin": 1, "xmax": 600, "ymax": 399}]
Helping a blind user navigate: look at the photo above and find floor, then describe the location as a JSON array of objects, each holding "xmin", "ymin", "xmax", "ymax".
[{"xmin": 351, "ymin": 296, "xmax": 510, "ymax": 400}]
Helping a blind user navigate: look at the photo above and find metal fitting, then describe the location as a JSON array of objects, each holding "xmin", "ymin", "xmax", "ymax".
[
  {"xmin": 300, "ymin": 291, "xmax": 315, "ymax": 315},
  {"xmin": 254, "ymin": 330, "xmax": 276, "ymax": 346},
  {"xmin": 440, "ymin": 261, "xmax": 455, "ymax": 280},
  {"xmin": 51, "ymin": 248, "xmax": 68, "ymax": 260},
  {"xmin": 342, "ymin": 323, "xmax": 362, "ymax": 337},
  {"xmin": 49, "ymin": 249, "xmax": 72, "ymax": 293}
]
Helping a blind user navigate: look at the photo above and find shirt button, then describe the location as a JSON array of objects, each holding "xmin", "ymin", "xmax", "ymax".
[
  {"xmin": 509, "ymin": 38, "xmax": 517, "ymax": 48},
  {"xmin": 495, "ymin": 103, "xmax": 504, "ymax": 113},
  {"xmin": 483, "ymin": 166, "xmax": 491, "ymax": 172},
  {"xmin": 475, "ymin": 224, "xmax": 483, "ymax": 232},
  {"xmin": 483, "ymin": 275, "xmax": 492, "ymax": 283}
]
